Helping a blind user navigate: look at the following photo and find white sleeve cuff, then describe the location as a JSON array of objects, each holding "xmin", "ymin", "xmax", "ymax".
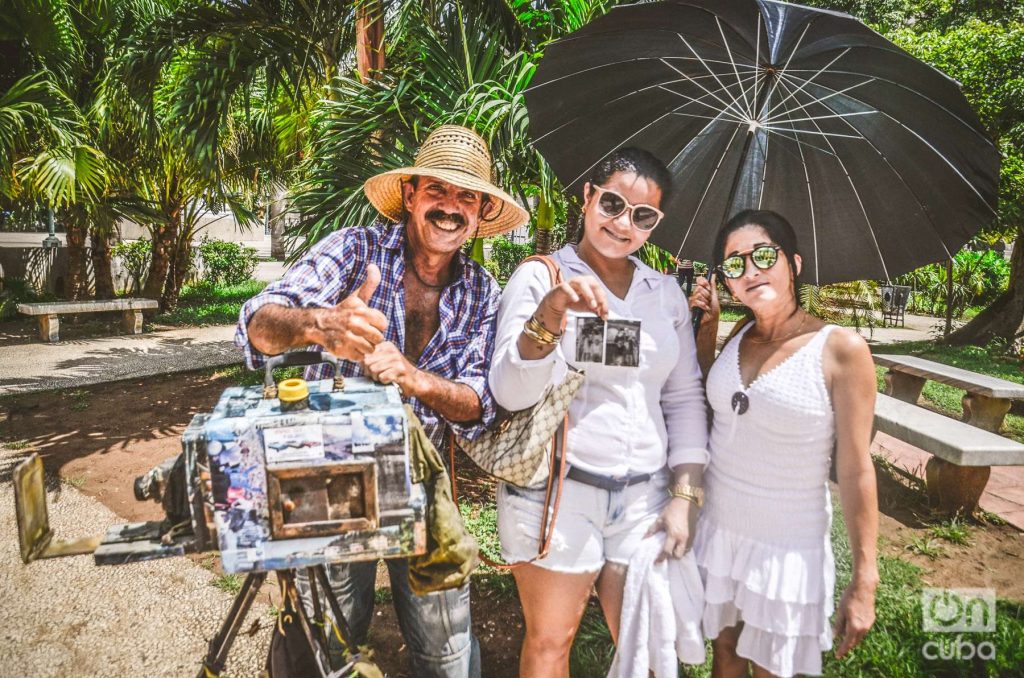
[{"xmin": 667, "ymin": 447, "xmax": 710, "ymax": 468}]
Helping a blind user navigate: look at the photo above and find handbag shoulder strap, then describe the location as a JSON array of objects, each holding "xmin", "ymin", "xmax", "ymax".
[
  {"xmin": 517, "ymin": 254, "xmax": 563, "ymax": 288},
  {"xmin": 448, "ymin": 418, "xmax": 568, "ymax": 570}
]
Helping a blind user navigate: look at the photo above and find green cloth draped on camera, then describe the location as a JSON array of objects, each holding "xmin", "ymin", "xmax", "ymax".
[{"xmin": 405, "ymin": 407, "xmax": 479, "ymax": 594}]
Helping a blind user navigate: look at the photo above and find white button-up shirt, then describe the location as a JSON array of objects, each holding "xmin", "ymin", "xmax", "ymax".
[{"xmin": 489, "ymin": 245, "xmax": 709, "ymax": 476}]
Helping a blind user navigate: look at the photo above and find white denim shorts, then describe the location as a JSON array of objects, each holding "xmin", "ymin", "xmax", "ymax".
[{"xmin": 496, "ymin": 469, "xmax": 670, "ymax": 573}]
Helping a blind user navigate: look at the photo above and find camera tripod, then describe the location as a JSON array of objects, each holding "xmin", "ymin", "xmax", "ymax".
[{"xmin": 198, "ymin": 565, "xmax": 359, "ymax": 678}]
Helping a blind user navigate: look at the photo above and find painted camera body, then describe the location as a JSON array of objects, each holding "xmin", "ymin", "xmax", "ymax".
[{"xmin": 182, "ymin": 377, "xmax": 426, "ymax": 574}]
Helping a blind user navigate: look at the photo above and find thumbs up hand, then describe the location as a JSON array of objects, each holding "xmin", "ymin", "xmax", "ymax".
[{"xmin": 311, "ymin": 264, "xmax": 389, "ymax": 362}]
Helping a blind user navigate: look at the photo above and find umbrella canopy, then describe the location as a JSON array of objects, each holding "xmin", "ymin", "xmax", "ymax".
[{"xmin": 525, "ymin": 0, "xmax": 1000, "ymax": 284}]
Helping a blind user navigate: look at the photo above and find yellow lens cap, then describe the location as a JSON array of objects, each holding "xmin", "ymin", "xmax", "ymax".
[{"xmin": 277, "ymin": 378, "xmax": 309, "ymax": 403}]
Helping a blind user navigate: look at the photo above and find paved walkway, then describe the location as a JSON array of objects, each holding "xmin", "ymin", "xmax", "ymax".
[
  {"xmin": 0, "ymin": 442, "xmax": 272, "ymax": 676},
  {"xmin": 0, "ymin": 324, "xmax": 241, "ymax": 395}
]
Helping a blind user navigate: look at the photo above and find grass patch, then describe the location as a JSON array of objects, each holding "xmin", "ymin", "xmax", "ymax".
[
  {"xmin": 152, "ymin": 280, "xmax": 267, "ymax": 326},
  {"xmin": 3, "ymin": 439, "xmax": 32, "ymax": 450},
  {"xmin": 458, "ymin": 499, "xmax": 518, "ymax": 597},
  {"xmin": 374, "ymin": 587, "xmax": 393, "ymax": 604},
  {"xmin": 211, "ymin": 573, "xmax": 244, "ymax": 595},
  {"xmin": 904, "ymin": 536, "xmax": 945, "ymax": 560},
  {"xmin": 61, "ymin": 474, "xmax": 86, "ymax": 488},
  {"xmin": 872, "ymin": 341, "xmax": 1024, "ymax": 442},
  {"xmin": 63, "ymin": 388, "xmax": 90, "ymax": 412},
  {"xmin": 929, "ymin": 516, "xmax": 973, "ymax": 546}
]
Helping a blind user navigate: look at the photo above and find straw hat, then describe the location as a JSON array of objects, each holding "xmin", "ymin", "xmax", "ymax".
[{"xmin": 363, "ymin": 125, "xmax": 530, "ymax": 238}]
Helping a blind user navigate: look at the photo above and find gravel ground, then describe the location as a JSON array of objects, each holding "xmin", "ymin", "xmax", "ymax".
[{"xmin": 0, "ymin": 444, "xmax": 272, "ymax": 677}]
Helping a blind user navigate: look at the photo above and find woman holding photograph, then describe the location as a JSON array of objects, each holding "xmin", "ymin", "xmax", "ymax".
[
  {"xmin": 688, "ymin": 210, "xmax": 879, "ymax": 677},
  {"xmin": 488, "ymin": 148, "xmax": 709, "ymax": 676}
]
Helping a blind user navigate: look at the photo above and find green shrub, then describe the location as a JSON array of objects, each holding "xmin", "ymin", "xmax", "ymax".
[
  {"xmin": 197, "ymin": 236, "xmax": 259, "ymax": 286},
  {"xmin": 0, "ymin": 277, "xmax": 53, "ymax": 320},
  {"xmin": 489, "ymin": 236, "xmax": 533, "ymax": 283},
  {"xmin": 111, "ymin": 239, "xmax": 152, "ymax": 294},
  {"xmin": 896, "ymin": 249, "xmax": 1010, "ymax": 318}
]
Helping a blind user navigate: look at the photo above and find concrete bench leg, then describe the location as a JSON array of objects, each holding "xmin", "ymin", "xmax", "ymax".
[
  {"xmin": 884, "ymin": 370, "xmax": 926, "ymax": 404},
  {"xmin": 38, "ymin": 314, "xmax": 59, "ymax": 342},
  {"xmin": 962, "ymin": 394, "xmax": 1010, "ymax": 433},
  {"xmin": 925, "ymin": 457, "xmax": 990, "ymax": 515},
  {"xmin": 122, "ymin": 310, "xmax": 144, "ymax": 334}
]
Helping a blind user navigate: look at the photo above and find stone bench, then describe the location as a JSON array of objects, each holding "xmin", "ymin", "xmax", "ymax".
[
  {"xmin": 874, "ymin": 392, "xmax": 1024, "ymax": 513},
  {"xmin": 18, "ymin": 298, "xmax": 159, "ymax": 343}
]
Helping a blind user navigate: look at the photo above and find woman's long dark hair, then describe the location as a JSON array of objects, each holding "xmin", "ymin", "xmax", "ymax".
[
  {"xmin": 573, "ymin": 147, "xmax": 672, "ymax": 242},
  {"xmin": 713, "ymin": 209, "xmax": 802, "ymax": 308}
]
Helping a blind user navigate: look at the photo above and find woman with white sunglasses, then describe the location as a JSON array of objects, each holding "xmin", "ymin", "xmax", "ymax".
[
  {"xmin": 688, "ymin": 210, "xmax": 879, "ymax": 677},
  {"xmin": 489, "ymin": 148, "xmax": 709, "ymax": 676}
]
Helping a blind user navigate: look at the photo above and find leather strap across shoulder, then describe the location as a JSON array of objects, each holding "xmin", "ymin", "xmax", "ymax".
[{"xmin": 518, "ymin": 254, "xmax": 563, "ymax": 288}]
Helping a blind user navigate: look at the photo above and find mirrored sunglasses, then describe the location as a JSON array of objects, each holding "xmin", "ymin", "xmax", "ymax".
[
  {"xmin": 591, "ymin": 185, "xmax": 664, "ymax": 231},
  {"xmin": 719, "ymin": 245, "xmax": 781, "ymax": 279}
]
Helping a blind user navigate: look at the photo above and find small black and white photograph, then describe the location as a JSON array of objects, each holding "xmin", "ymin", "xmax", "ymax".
[
  {"xmin": 576, "ymin": 316, "xmax": 606, "ymax": 363},
  {"xmin": 604, "ymin": 320, "xmax": 641, "ymax": 367}
]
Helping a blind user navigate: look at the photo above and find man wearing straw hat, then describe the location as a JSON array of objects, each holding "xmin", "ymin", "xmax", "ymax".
[{"xmin": 236, "ymin": 124, "xmax": 528, "ymax": 677}]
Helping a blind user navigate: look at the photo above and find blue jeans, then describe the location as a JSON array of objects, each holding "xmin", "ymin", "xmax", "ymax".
[{"xmin": 296, "ymin": 558, "xmax": 480, "ymax": 678}]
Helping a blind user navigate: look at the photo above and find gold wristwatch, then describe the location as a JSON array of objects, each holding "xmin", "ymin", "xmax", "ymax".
[{"xmin": 668, "ymin": 484, "xmax": 705, "ymax": 508}]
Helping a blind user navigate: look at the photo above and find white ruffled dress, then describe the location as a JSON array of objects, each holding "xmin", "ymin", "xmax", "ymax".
[{"xmin": 693, "ymin": 323, "xmax": 838, "ymax": 677}]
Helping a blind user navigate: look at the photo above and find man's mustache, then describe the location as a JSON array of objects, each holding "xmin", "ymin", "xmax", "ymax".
[{"xmin": 425, "ymin": 210, "xmax": 466, "ymax": 227}]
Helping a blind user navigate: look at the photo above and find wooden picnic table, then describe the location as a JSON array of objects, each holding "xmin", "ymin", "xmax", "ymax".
[{"xmin": 873, "ymin": 353, "xmax": 1024, "ymax": 433}]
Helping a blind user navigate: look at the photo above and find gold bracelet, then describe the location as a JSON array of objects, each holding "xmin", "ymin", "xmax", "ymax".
[
  {"xmin": 523, "ymin": 314, "xmax": 562, "ymax": 345},
  {"xmin": 668, "ymin": 484, "xmax": 705, "ymax": 508}
]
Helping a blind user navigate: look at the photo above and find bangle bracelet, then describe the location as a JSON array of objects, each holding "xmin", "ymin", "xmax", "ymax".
[
  {"xmin": 668, "ymin": 484, "xmax": 704, "ymax": 508},
  {"xmin": 523, "ymin": 314, "xmax": 562, "ymax": 345}
]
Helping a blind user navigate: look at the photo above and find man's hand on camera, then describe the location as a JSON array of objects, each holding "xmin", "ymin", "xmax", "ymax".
[
  {"xmin": 363, "ymin": 341, "xmax": 422, "ymax": 396},
  {"xmin": 311, "ymin": 264, "xmax": 389, "ymax": 361}
]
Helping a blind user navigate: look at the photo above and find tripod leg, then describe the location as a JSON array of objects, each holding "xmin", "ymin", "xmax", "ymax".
[
  {"xmin": 306, "ymin": 567, "xmax": 331, "ymax": 666},
  {"xmin": 197, "ymin": 571, "xmax": 267, "ymax": 678},
  {"xmin": 314, "ymin": 565, "xmax": 356, "ymax": 651},
  {"xmin": 278, "ymin": 569, "xmax": 335, "ymax": 677}
]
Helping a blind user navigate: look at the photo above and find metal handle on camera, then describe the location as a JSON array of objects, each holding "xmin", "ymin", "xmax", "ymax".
[{"xmin": 263, "ymin": 350, "xmax": 340, "ymax": 389}]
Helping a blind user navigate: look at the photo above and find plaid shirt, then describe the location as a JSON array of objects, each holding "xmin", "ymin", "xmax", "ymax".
[{"xmin": 235, "ymin": 222, "xmax": 500, "ymax": 447}]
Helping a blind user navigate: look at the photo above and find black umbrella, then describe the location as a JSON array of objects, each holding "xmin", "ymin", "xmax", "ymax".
[{"xmin": 524, "ymin": 0, "xmax": 1000, "ymax": 284}]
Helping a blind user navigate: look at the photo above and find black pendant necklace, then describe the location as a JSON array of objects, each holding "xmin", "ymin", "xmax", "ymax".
[{"xmin": 731, "ymin": 391, "xmax": 749, "ymax": 415}]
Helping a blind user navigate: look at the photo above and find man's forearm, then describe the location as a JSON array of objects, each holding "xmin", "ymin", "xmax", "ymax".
[
  {"xmin": 411, "ymin": 370, "xmax": 482, "ymax": 424},
  {"xmin": 248, "ymin": 304, "xmax": 318, "ymax": 356}
]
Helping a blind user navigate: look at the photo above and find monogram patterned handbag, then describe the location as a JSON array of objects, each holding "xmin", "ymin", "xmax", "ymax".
[{"xmin": 456, "ymin": 255, "xmax": 584, "ymax": 489}]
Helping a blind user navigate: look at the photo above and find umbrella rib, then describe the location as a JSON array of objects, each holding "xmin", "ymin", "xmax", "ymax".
[
  {"xmin": 564, "ymin": 103, "xmax": 732, "ymax": 189},
  {"xmin": 715, "ymin": 17, "xmax": 753, "ymax": 116},
  {"xmin": 773, "ymin": 82, "xmax": 822, "ymax": 283},
  {"xmin": 674, "ymin": 123, "xmax": 746, "ymax": 259},
  {"xmin": 666, "ymin": 38, "xmax": 748, "ymax": 121},
  {"xmin": 763, "ymin": 77, "xmax": 876, "ymax": 123},
  {"xmin": 525, "ymin": 55, "xmax": 750, "ymax": 94},
  {"xmin": 782, "ymin": 67, "xmax": 996, "ymax": 144},
  {"xmin": 532, "ymin": 71, "xmax": 747, "ymax": 145},
  {"xmin": 778, "ymin": 76, "xmax": 955, "ymax": 260},
  {"xmin": 759, "ymin": 127, "xmax": 866, "ymax": 139},
  {"xmin": 778, "ymin": 71, "xmax": 997, "ymax": 213},
  {"xmin": 766, "ymin": 48, "xmax": 852, "ymax": 120},
  {"xmin": 760, "ymin": 22, "xmax": 811, "ymax": 120},
  {"xmin": 775, "ymin": 77, "xmax": 891, "ymax": 280},
  {"xmin": 657, "ymin": 70, "xmax": 759, "ymax": 123}
]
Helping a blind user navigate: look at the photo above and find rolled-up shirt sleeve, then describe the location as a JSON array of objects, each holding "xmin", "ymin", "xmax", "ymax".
[
  {"xmin": 488, "ymin": 260, "xmax": 564, "ymax": 412},
  {"xmin": 661, "ymin": 283, "xmax": 710, "ymax": 467},
  {"xmin": 234, "ymin": 231, "xmax": 358, "ymax": 368},
  {"xmin": 448, "ymin": 281, "xmax": 501, "ymax": 439}
]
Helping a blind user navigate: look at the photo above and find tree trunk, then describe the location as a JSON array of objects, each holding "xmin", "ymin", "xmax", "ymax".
[
  {"xmin": 63, "ymin": 207, "xmax": 91, "ymax": 300},
  {"xmin": 143, "ymin": 209, "xmax": 180, "ymax": 308},
  {"xmin": 356, "ymin": 0, "xmax": 385, "ymax": 82},
  {"xmin": 269, "ymin": 188, "xmax": 289, "ymax": 260},
  {"xmin": 947, "ymin": 226, "xmax": 1024, "ymax": 346},
  {"xmin": 90, "ymin": 227, "xmax": 116, "ymax": 299},
  {"xmin": 161, "ymin": 231, "xmax": 192, "ymax": 311}
]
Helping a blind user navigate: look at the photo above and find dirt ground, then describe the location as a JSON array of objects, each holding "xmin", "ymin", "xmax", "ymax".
[{"xmin": 2, "ymin": 368, "xmax": 1022, "ymax": 676}]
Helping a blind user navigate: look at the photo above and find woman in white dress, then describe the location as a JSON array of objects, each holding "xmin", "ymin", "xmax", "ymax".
[
  {"xmin": 489, "ymin": 148, "xmax": 709, "ymax": 677},
  {"xmin": 688, "ymin": 210, "xmax": 879, "ymax": 677}
]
